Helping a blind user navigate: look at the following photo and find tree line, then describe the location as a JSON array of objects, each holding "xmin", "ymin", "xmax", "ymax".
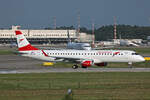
[{"xmin": 94, "ymin": 25, "xmax": 150, "ymax": 41}]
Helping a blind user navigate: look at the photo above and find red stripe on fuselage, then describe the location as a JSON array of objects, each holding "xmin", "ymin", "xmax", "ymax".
[
  {"xmin": 19, "ymin": 44, "xmax": 38, "ymax": 51},
  {"xmin": 41, "ymin": 50, "xmax": 48, "ymax": 57}
]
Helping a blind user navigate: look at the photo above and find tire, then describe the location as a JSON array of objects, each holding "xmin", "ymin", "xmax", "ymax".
[
  {"xmin": 82, "ymin": 66, "xmax": 87, "ymax": 68},
  {"xmin": 72, "ymin": 65, "xmax": 78, "ymax": 69}
]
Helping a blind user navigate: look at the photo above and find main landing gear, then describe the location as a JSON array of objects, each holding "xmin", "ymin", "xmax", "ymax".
[
  {"xmin": 72, "ymin": 65, "xmax": 79, "ymax": 69},
  {"xmin": 72, "ymin": 64, "xmax": 88, "ymax": 69},
  {"xmin": 128, "ymin": 62, "xmax": 133, "ymax": 68}
]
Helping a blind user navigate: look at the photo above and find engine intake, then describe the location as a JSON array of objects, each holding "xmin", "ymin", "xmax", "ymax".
[{"xmin": 81, "ymin": 60, "xmax": 92, "ymax": 67}]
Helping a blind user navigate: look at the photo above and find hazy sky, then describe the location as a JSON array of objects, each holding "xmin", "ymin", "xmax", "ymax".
[{"xmin": 0, "ymin": 0, "xmax": 150, "ymax": 29}]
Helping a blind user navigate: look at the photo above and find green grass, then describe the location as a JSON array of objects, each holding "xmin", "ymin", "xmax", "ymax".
[
  {"xmin": 0, "ymin": 72, "xmax": 150, "ymax": 100},
  {"xmin": 0, "ymin": 50, "xmax": 14, "ymax": 55}
]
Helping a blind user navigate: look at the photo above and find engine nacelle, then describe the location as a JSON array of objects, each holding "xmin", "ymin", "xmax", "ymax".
[
  {"xmin": 81, "ymin": 60, "xmax": 93, "ymax": 67},
  {"xmin": 95, "ymin": 62, "xmax": 107, "ymax": 66}
]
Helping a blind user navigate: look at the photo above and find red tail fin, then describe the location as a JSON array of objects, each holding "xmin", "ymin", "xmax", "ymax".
[
  {"xmin": 15, "ymin": 30, "xmax": 39, "ymax": 51},
  {"xmin": 18, "ymin": 44, "xmax": 39, "ymax": 51}
]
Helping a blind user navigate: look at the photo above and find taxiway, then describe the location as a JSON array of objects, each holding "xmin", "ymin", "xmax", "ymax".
[{"xmin": 0, "ymin": 55, "xmax": 150, "ymax": 74}]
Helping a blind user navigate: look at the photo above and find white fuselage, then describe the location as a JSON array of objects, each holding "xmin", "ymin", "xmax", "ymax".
[{"xmin": 20, "ymin": 49, "xmax": 145, "ymax": 63}]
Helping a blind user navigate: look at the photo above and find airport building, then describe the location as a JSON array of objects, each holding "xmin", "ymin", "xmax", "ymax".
[{"xmin": 0, "ymin": 26, "xmax": 92, "ymax": 44}]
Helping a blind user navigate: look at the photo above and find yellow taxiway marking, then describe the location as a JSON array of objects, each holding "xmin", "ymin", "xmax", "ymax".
[
  {"xmin": 144, "ymin": 57, "xmax": 150, "ymax": 61},
  {"xmin": 43, "ymin": 62, "xmax": 54, "ymax": 66}
]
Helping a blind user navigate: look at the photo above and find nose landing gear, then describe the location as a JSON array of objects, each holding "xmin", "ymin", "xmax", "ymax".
[{"xmin": 72, "ymin": 65, "xmax": 79, "ymax": 69}]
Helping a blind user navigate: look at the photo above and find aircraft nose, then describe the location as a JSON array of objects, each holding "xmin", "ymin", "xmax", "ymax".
[{"xmin": 139, "ymin": 57, "xmax": 145, "ymax": 62}]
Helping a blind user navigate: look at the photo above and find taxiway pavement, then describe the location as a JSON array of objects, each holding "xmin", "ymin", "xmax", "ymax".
[{"xmin": 0, "ymin": 55, "xmax": 150, "ymax": 74}]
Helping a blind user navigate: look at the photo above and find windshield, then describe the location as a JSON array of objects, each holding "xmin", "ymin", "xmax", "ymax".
[{"xmin": 132, "ymin": 53, "xmax": 139, "ymax": 55}]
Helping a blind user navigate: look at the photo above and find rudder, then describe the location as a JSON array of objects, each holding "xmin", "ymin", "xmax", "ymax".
[{"xmin": 15, "ymin": 30, "xmax": 38, "ymax": 51}]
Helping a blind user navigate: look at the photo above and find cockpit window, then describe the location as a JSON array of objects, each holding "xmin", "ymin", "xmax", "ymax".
[{"xmin": 132, "ymin": 53, "xmax": 139, "ymax": 55}]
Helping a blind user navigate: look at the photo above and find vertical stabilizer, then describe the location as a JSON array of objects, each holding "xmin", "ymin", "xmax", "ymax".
[{"xmin": 15, "ymin": 30, "xmax": 38, "ymax": 51}]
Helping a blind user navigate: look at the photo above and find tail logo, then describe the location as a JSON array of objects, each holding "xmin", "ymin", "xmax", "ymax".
[
  {"xmin": 19, "ymin": 39, "xmax": 24, "ymax": 43},
  {"xmin": 15, "ymin": 30, "xmax": 39, "ymax": 51}
]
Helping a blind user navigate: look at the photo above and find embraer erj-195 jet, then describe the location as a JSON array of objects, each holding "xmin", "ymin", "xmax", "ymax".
[{"xmin": 15, "ymin": 30, "xmax": 145, "ymax": 69}]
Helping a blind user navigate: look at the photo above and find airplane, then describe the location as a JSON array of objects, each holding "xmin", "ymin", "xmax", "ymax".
[
  {"xmin": 66, "ymin": 30, "xmax": 91, "ymax": 50},
  {"xmin": 67, "ymin": 42, "xmax": 91, "ymax": 50},
  {"xmin": 120, "ymin": 40, "xmax": 139, "ymax": 47},
  {"xmin": 15, "ymin": 30, "xmax": 145, "ymax": 69}
]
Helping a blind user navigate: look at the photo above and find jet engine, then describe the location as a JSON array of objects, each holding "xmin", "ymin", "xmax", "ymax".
[{"xmin": 81, "ymin": 60, "xmax": 93, "ymax": 68}]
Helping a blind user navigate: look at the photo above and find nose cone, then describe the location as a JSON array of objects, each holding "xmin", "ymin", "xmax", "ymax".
[
  {"xmin": 132, "ymin": 55, "xmax": 145, "ymax": 62},
  {"xmin": 139, "ymin": 56, "xmax": 145, "ymax": 62}
]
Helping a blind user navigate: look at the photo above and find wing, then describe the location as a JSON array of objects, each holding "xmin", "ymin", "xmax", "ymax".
[{"xmin": 50, "ymin": 56, "xmax": 86, "ymax": 63}]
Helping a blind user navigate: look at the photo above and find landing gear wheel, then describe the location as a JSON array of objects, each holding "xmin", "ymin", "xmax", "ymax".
[
  {"xmin": 82, "ymin": 66, "xmax": 87, "ymax": 68},
  {"xmin": 72, "ymin": 65, "xmax": 78, "ymax": 69}
]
